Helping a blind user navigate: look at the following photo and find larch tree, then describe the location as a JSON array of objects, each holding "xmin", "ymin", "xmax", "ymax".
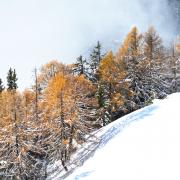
[
  {"xmin": 65, "ymin": 75, "xmax": 98, "ymax": 139},
  {"xmin": 142, "ymin": 26, "xmax": 167, "ymax": 98},
  {"xmin": 0, "ymin": 71, "xmax": 25, "ymax": 179},
  {"xmin": 97, "ymin": 51, "xmax": 131, "ymax": 125},
  {"xmin": 43, "ymin": 73, "xmax": 70, "ymax": 171},
  {"xmin": 37, "ymin": 60, "xmax": 72, "ymax": 91},
  {"xmin": 43, "ymin": 72, "xmax": 97, "ymax": 171},
  {"xmin": 0, "ymin": 79, "xmax": 4, "ymax": 119},
  {"xmin": 116, "ymin": 26, "xmax": 151, "ymax": 109},
  {"xmin": 0, "ymin": 69, "xmax": 47, "ymax": 179},
  {"xmin": 22, "ymin": 89, "xmax": 34, "ymax": 120}
]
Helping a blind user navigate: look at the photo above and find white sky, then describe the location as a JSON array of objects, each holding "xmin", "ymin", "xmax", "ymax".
[{"xmin": 0, "ymin": 0, "xmax": 176, "ymax": 90}]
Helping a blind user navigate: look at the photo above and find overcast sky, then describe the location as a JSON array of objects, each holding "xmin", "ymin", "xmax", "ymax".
[{"xmin": 0, "ymin": 0, "xmax": 176, "ymax": 90}]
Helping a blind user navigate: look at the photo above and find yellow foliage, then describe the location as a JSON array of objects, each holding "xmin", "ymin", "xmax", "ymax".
[
  {"xmin": 99, "ymin": 51, "xmax": 126, "ymax": 84},
  {"xmin": 44, "ymin": 73, "xmax": 65, "ymax": 106},
  {"xmin": 62, "ymin": 139, "xmax": 69, "ymax": 145},
  {"xmin": 37, "ymin": 60, "xmax": 70, "ymax": 90},
  {"xmin": 176, "ymin": 45, "xmax": 180, "ymax": 51},
  {"xmin": 23, "ymin": 89, "xmax": 34, "ymax": 105},
  {"xmin": 116, "ymin": 26, "xmax": 139, "ymax": 63},
  {"xmin": 99, "ymin": 51, "xmax": 114, "ymax": 82}
]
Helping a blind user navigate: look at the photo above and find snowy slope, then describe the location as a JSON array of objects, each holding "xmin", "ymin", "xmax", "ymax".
[{"xmin": 65, "ymin": 93, "xmax": 180, "ymax": 180}]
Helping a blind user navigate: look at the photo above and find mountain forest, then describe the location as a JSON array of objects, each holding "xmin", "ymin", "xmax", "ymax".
[{"xmin": 0, "ymin": 26, "xmax": 180, "ymax": 179}]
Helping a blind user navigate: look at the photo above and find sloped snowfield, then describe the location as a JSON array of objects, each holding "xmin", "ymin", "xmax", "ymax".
[{"xmin": 50, "ymin": 93, "xmax": 180, "ymax": 180}]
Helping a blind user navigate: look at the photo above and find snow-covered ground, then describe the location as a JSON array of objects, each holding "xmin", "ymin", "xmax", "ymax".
[{"xmin": 64, "ymin": 93, "xmax": 180, "ymax": 180}]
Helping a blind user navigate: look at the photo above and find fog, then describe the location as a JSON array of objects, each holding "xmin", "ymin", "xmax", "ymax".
[{"xmin": 0, "ymin": 0, "xmax": 177, "ymax": 90}]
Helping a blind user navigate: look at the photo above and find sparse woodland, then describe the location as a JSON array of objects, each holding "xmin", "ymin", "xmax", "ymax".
[{"xmin": 0, "ymin": 26, "xmax": 180, "ymax": 179}]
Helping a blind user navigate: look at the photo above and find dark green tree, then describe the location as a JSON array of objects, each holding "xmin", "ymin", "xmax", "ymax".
[
  {"xmin": 89, "ymin": 41, "xmax": 104, "ymax": 82},
  {"xmin": 7, "ymin": 68, "xmax": 18, "ymax": 91},
  {"xmin": 73, "ymin": 55, "xmax": 88, "ymax": 77},
  {"xmin": 12, "ymin": 69, "xmax": 18, "ymax": 90},
  {"xmin": 0, "ymin": 78, "xmax": 4, "ymax": 93}
]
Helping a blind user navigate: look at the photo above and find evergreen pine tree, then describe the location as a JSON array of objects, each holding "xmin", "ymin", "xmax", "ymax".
[
  {"xmin": 7, "ymin": 68, "xmax": 18, "ymax": 91},
  {"xmin": 12, "ymin": 69, "xmax": 18, "ymax": 90},
  {"xmin": 7, "ymin": 68, "xmax": 13, "ymax": 90},
  {"xmin": 89, "ymin": 41, "xmax": 104, "ymax": 82},
  {"xmin": 0, "ymin": 78, "xmax": 4, "ymax": 93},
  {"xmin": 73, "ymin": 55, "xmax": 88, "ymax": 77}
]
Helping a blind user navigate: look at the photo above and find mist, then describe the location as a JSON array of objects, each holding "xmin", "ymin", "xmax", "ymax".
[
  {"xmin": 0, "ymin": 0, "xmax": 177, "ymax": 90},
  {"xmin": 66, "ymin": 0, "xmax": 176, "ymax": 50}
]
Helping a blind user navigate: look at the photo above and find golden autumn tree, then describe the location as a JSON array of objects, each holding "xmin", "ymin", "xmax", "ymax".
[
  {"xmin": 0, "ymin": 91, "xmax": 14, "ymax": 127},
  {"xmin": 0, "ymin": 89, "xmax": 36, "ymax": 179},
  {"xmin": 117, "ymin": 26, "xmax": 139, "ymax": 61},
  {"xmin": 144, "ymin": 26, "xmax": 165, "ymax": 72},
  {"xmin": 115, "ymin": 26, "xmax": 149, "ymax": 108},
  {"xmin": 0, "ymin": 69, "xmax": 28, "ymax": 179},
  {"xmin": 65, "ymin": 75, "xmax": 98, "ymax": 140},
  {"xmin": 22, "ymin": 89, "xmax": 35, "ymax": 120},
  {"xmin": 175, "ymin": 36, "xmax": 180, "ymax": 54},
  {"xmin": 43, "ymin": 72, "xmax": 97, "ymax": 171},
  {"xmin": 43, "ymin": 73, "xmax": 73, "ymax": 171},
  {"xmin": 37, "ymin": 60, "xmax": 72, "ymax": 91},
  {"xmin": 0, "ymin": 70, "xmax": 47, "ymax": 179},
  {"xmin": 143, "ymin": 26, "xmax": 167, "ymax": 98},
  {"xmin": 97, "ymin": 51, "xmax": 131, "ymax": 125}
]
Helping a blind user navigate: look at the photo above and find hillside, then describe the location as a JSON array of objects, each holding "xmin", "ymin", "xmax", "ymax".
[
  {"xmin": 63, "ymin": 93, "xmax": 180, "ymax": 180},
  {"xmin": 0, "ymin": 0, "xmax": 180, "ymax": 179}
]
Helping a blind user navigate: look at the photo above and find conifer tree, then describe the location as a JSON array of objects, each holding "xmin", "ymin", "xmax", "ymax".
[
  {"xmin": 0, "ymin": 78, "xmax": 4, "ymax": 93},
  {"xmin": 38, "ymin": 61, "xmax": 72, "ymax": 91},
  {"xmin": 34, "ymin": 67, "xmax": 39, "ymax": 122},
  {"xmin": 12, "ymin": 69, "xmax": 18, "ymax": 90},
  {"xmin": 7, "ymin": 68, "xmax": 13, "ymax": 90},
  {"xmin": 88, "ymin": 41, "xmax": 107, "ymax": 125},
  {"xmin": 0, "ymin": 91, "xmax": 47, "ymax": 179},
  {"xmin": 0, "ymin": 78, "xmax": 4, "ymax": 122},
  {"xmin": 73, "ymin": 55, "xmax": 88, "ymax": 77},
  {"xmin": 43, "ymin": 73, "xmax": 97, "ymax": 171},
  {"xmin": 1, "ymin": 69, "xmax": 47, "ymax": 179},
  {"xmin": 143, "ymin": 26, "xmax": 167, "ymax": 98},
  {"xmin": 89, "ymin": 41, "xmax": 104, "ymax": 82},
  {"xmin": 97, "ymin": 51, "xmax": 130, "ymax": 125},
  {"xmin": 7, "ymin": 68, "xmax": 18, "ymax": 91},
  {"xmin": 117, "ymin": 27, "xmax": 152, "ymax": 108},
  {"xmin": 168, "ymin": 41, "xmax": 180, "ymax": 93}
]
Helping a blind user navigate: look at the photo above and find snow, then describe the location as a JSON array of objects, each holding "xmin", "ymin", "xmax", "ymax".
[{"xmin": 65, "ymin": 93, "xmax": 180, "ymax": 180}]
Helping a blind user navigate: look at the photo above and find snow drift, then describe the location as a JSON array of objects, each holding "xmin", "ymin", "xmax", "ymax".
[{"xmin": 64, "ymin": 93, "xmax": 180, "ymax": 180}]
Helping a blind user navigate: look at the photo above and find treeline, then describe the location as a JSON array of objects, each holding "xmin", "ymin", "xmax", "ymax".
[{"xmin": 0, "ymin": 26, "xmax": 179, "ymax": 179}]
